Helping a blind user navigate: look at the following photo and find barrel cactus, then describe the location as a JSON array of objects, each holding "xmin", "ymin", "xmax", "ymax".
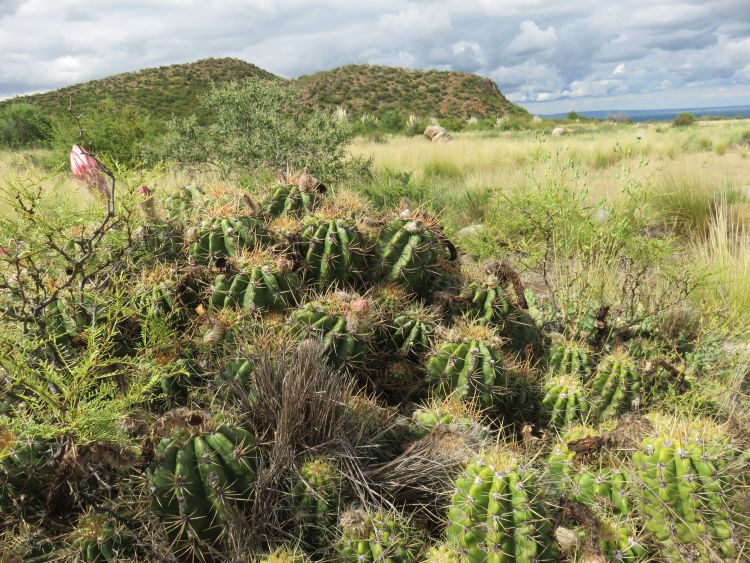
[
  {"xmin": 166, "ymin": 184, "xmax": 204, "ymax": 222},
  {"xmin": 210, "ymin": 266, "xmax": 298, "ymax": 312},
  {"xmin": 290, "ymin": 300, "xmax": 368, "ymax": 369},
  {"xmin": 259, "ymin": 546, "xmax": 310, "ymax": 562},
  {"xmin": 376, "ymin": 218, "xmax": 443, "ymax": 292},
  {"xmin": 147, "ymin": 426, "xmax": 258, "ymax": 549},
  {"xmin": 298, "ymin": 218, "xmax": 369, "ymax": 287},
  {"xmin": 541, "ymin": 374, "xmax": 588, "ymax": 428},
  {"xmin": 263, "ymin": 183, "xmax": 321, "ymax": 217},
  {"xmin": 292, "ymin": 458, "xmax": 346, "ymax": 548},
  {"xmin": 411, "ymin": 398, "xmax": 487, "ymax": 439},
  {"xmin": 633, "ymin": 420, "xmax": 738, "ymax": 561},
  {"xmin": 589, "ymin": 352, "xmax": 641, "ymax": 421},
  {"xmin": 337, "ymin": 508, "xmax": 424, "ymax": 562},
  {"xmin": 188, "ymin": 216, "xmax": 269, "ymax": 261},
  {"xmin": 426, "ymin": 328, "xmax": 510, "ymax": 409},
  {"xmin": 446, "ymin": 450, "xmax": 557, "ymax": 562},
  {"xmin": 548, "ymin": 341, "xmax": 592, "ymax": 378},
  {"xmin": 390, "ymin": 309, "xmax": 436, "ymax": 358},
  {"xmin": 76, "ymin": 513, "xmax": 133, "ymax": 562},
  {"xmin": 454, "ymin": 282, "xmax": 511, "ymax": 326}
]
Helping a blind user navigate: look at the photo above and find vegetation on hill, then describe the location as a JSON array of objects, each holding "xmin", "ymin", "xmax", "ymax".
[
  {"xmin": 295, "ymin": 64, "xmax": 527, "ymax": 120},
  {"xmin": 1, "ymin": 58, "xmax": 277, "ymax": 121}
]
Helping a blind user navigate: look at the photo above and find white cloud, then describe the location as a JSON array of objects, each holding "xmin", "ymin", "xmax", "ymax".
[
  {"xmin": 506, "ymin": 20, "xmax": 558, "ymax": 55},
  {"xmin": 377, "ymin": 7, "xmax": 451, "ymax": 39},
  {"xmin": 0, "ymin": 0, "xmax": 748, "ymax": 112}
]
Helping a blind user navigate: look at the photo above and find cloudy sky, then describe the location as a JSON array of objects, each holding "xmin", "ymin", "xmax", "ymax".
[{"xmin": 1, "ymin": 0, "xmax": 749, "ymax": 113}]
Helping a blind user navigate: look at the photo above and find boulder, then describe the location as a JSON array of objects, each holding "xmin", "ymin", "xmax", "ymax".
[
  {"xmin": 551, "ymin": 127, "xmax": 566, "ymax": 136},
  {"xmin": 424, "ymin": 125, "xmax": 450, "ymax": 142}
]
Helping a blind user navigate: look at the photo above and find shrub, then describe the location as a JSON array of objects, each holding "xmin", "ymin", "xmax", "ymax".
[
  {"xmin": 673, "ymin": 112, "xmax": 695, "ymax": 127},
  {"xmin": 0, "ymin": 103, "xmax": 53, "ymax": 149},
  {"xmin": 156, "ymin": 78, "xmax": 358, "ymax": 181},
  {"xmin": 51, "ymin": 99, "xmax": 158, "ymax": 169}
]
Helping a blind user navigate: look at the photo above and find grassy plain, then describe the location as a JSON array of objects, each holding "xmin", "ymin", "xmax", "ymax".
[{"xmin": 351, "ymin": 120, "xmax": 750, "ymax": 332}]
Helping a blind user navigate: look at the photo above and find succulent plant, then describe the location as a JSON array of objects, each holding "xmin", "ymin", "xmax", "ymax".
[
  {"xmin": 337, "ymin": 508, "xmax": 424, "ymax": 562},
  {"xmin": 589, "ymin": 352, "xmax": 641, "ymax": 421},
  {"xmin": 292, "ymin": 458, "xmax": 346, "ymax": 548},
  {"xmin": 189, "ymin": 216, "xmax": 270, "ymax": 262},
  {"xmin": 76, "ymin": 513, "xmax": 133, "ymax": 562},
  {"xmin": 210, "ymin": 266, "xmax": 298, "ymax": 312},
  {"xmin": 259, "ymin": 546, "xmax": 310, "ymax": 562},
  {"xmin": 290, "ymin": 301, "xmax": 367, "ymax": 369},
  {"xmin": 376, "ymin": 218, "xmax": 443, "ymax": 292},
  {"xmin": 147, "ymin": 426, "xmax": 258, "ymax": 549},
  {"xmin": 548, "ymin": 341, "xmax": 592, "ymax": 378},
  {"xmin": 426, "ymin": 333, "xmax": 507, "ymax": 409},
  {"xmin": 454, "ymin": 282, "xmax": 511, "ymax": 326},
  {"xmin": 446, "ymin": 451, "xmax": 557, "ymax": 562},
  {"xmin": 263, "ymin": 183, "xmax": 321, "ymax": 218},
  {"xmin": 166, "ymin": 184, "xmax": 204, "ymax": 222},
  {"xmin": 541, "ymin": 374, "xmax": 589, "ymax": 427},
  {"xmin": 390, "ymin": 309, "xmax": 435, "ymax": 358},
  {"xmin": 633, "ymin": 429, "xmax": 737, "ymax": 561},
  {"xmin": 298, "ymin": 218, "xmax": 369, "ymax": 287}
]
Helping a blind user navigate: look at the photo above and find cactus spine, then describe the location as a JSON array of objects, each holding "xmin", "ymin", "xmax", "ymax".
[
  {"xmin": 147, "ymin": 426, "xmax": 258, "ymax": 548},
  {"xmin": 446, "ymin": 451, "xmax": 557, "ymax": 562},
  {"xmin": 376, "ymin": 218, "xmax": 441, "ymax": 292},
  {"xmin": 337, "ymin": 508, "xmax": 424, "ymax": 562},
  {"xmin": 298, "ymin": 218, "xmax": 368, "ymax": 286},
  {"xmin": 426, "ymin": 338, "xmax": 504, "ymax": 409}
]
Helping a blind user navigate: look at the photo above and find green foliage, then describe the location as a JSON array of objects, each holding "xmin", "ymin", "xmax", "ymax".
[
  {"xmin": 673, "ymin": 112, "xmax": 696, "ymax": 127},
  {"xmin": 0, "ymin": 103, "xmax": 53, "ymax": 149},
  {"xmin": 156, "ymin": 78, "xmax": 357, "ymax": 180},
  {"xmin": 51, "ymin": 99, "xmax": 158, "ymax": 169}
]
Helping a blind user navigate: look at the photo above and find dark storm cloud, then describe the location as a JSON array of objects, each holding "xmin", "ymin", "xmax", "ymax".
[{"xmin": 0, "ymin": 0, "xmax": 748, "ymax": 112}]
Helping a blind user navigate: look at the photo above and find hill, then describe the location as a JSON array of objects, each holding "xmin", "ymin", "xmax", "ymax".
[
  {"xmin": 1, "ymin": 58, "xmax": 526, "ymax": 123},
  {"xmin": 2, "ymin": 58, "xmax": 277, "ymax": 120},
  {"xmin": 294, "ymin": 64, "xmax": 526, "ymax": 119}
]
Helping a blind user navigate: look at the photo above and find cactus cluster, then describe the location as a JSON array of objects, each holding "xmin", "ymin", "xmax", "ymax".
[{"xmin": 4, "ymin": 172, "xmax": 747, "ymax": 563}]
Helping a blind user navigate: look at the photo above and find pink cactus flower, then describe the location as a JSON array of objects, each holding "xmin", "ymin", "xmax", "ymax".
[
  {"xmin": 138, "ymin": 185, "xmax": 152, "ymax": 197},
  {"xmin": 70, "ymin": 144, "xmax": 108, "ymax": 197}
]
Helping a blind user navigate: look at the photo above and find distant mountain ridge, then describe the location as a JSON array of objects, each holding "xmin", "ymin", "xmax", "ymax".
[{"xmin": 1, "ymin": 58, "xmax": 526, "ymax": 121}]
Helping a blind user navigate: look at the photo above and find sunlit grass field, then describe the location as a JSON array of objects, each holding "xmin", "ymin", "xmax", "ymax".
[{"xmin": 351, "ymin": 120, "xmax": 750, "ymax": 332}]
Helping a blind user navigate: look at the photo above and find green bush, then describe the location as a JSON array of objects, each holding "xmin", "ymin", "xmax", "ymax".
[
  {"xmin": 51, "ymin": 99, "xmax": 158, "ymax": 169},
  {"xmin": 673, "ymin": 112, "xmax": 695, "ymax": 127},
  {"xmin": 0, "ymin": 103, "xmax": 53, "ymax": 149},
  {"xmin": 155, "ymin": 78, "xmax": 358, "ymax": 181}
]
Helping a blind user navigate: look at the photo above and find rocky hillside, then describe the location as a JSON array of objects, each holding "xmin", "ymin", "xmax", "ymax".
[
  {"xmin": 1, "ymin": 58, "xmax": 526, "ymax": 121},
  {"xmin": 294, "ymin": 64, "xmax": 526, "ymax": 119},
  {"xmin": 1, "ymin": 58, "xmax": 277, "ymax": 120}
]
